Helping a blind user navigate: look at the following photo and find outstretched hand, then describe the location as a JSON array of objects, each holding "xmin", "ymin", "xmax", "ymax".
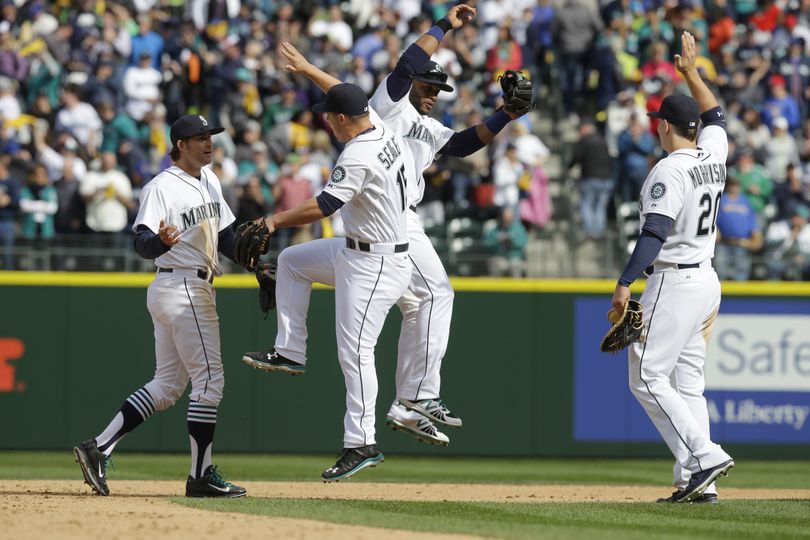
[
  {"xmin": 446, "ymin": 4, "xmax": 477, "ymax": 29},
  {"xmin": 280, "ymin": 41, "xmax": 311, "ymax": 74},
  {"xmin": 674, "ymin": 31, "xmax": 697, "ymax": 76}
]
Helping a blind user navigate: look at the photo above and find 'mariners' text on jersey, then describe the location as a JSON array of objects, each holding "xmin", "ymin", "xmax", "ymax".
[
  {"xmin": 405, "ymin": 121, "xmax": 436, "ymax": 148},
  {"xmin": 687, "ymin": 163, "xmax": 726, "ymax": 188},
  {"xmin": 181, "ymin": 202, "xmax": 221, "ymax": 229}
]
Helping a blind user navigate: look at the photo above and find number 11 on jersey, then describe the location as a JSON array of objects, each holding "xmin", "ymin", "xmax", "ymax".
[{"xmin": 396, "ymin": 164, "xmax": 406, "ymax": 212}]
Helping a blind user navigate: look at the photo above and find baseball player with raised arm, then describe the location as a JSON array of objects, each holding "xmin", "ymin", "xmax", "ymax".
[
  {"xmin": 242, "ymin": 83, "xmax": 416, "ymax": 481},
  {"xmin": 246, "ymin": 5, "xmax": 533, "ymax": 446},
  {"xmin": 611, "ymin": 32, "xmax": 734, "ymax": 504},
  {"xmin": 73, "ymin": 115, "xmax": 246, "ymax": 498}
]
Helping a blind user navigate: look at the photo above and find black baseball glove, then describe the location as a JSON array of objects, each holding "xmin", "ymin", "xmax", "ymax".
[
  {"xmin": 499, "ymin": 70, "xmax": 535, "ymax": 116},
  {"xmin": 600, "ymin": 299, "xmax": 645, "ymax": 353},
  {"xmin": 255, "ymin": 263, "xmax": 277, "ymax": 319},
  {"xmin": 234, "ymin": 219, "xmax": 271, "ymax": 272}
]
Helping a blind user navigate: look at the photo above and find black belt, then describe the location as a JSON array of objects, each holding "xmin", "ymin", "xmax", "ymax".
[
  {"xmin": 158, "ymin": 267, "xmax": 214, "ymax": 284},
  {"xmin": 409, "ymin": 205, "xmax": 417, "ymax": 212},
  {"xmin": 345, "ymin": 238, "xmax": 409, "ymax": 253},
  {"xmin": 645, "ymin": 262, "xmax": 700, "ymax": 275}
]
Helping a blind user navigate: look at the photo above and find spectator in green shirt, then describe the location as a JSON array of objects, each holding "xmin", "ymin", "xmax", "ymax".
[
  {"xmin": 729, "ymin": 149, "xmax": 774, "ymax": 222},
  {"xmin": 483, "ymin": 207, "xmax": 528, "ymax": 278},
  {"xmin": 99, "ymin": 101, "xmax": 139, "ymax": 154}
]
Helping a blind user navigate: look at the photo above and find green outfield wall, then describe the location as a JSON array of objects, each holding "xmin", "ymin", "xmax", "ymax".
[{"xmin": 0, "ymin": 272, "xmax": 808, "ymax": 458}]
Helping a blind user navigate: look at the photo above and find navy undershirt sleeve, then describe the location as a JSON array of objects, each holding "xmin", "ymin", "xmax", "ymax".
[
  {"xmin": 700, "ymin": 106, "xmax": 726, "ymax": 129},
  {"xmin": 133, "ymin": 224, "xmax": 171, "ymax": 259},
  {"xmin": 439, "ymin": 126, "xmax": 485, "ymax": 156},
  {"xmin": 218, "ymin": 225, "xmax": 236, "ymax": 263},
  {"xmin": 641, "ymin": 212, "xmax": 673, "ymax": 241},
  {"xmin": 617, "ymin": 213, "xmax": 674, "ymax": 286},
  {"xmin": 387, "ymin": 44, "xmax": 431, "ymax": 102},
  {"xmin": 316, "ymin": 191, "xmax": 345, "ymax": 217}
]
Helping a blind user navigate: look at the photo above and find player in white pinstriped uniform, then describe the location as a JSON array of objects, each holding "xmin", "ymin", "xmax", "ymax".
[
  {"xmin": 73, "ymin": 115, "xmax": 245, "ymax": 498},
  {"xmin": 257, "ymin": 5, "xmax": 530, "ymax": 446},
  {"xmin": 611, "ymin": 33, "xmax": 734, "ymax": 504},
  {"xmin": 243, "ymin": 83, "xmax": 417, "ymax": 481}
]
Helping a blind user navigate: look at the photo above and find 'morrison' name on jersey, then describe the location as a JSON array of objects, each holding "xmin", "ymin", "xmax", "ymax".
[
  {"xmin": 404, "ymin": 121, "xmax": 437, "ymax": 148},
  {"xmin": 377, "ymin": 136, "xmax": 402, "ymax": 170},
  {"xmin": 181, "ymin": 202, "xmax": 221, "ymax": 230},
  {"xmin": 687, "ymin": 162, "xmax": 727, "ymax": 188}
]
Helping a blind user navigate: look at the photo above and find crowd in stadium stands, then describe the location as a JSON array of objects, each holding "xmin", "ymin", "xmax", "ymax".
[{"xmin": 1, "ymin": 0, "xmax": 810, "ymax": 280}]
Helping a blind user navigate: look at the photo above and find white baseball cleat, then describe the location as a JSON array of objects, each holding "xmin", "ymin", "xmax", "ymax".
[
  {"xmin": 399, "ymin": 398, "xmax": 463, "ymax": 428},
  {"xmin": 385, "ymin": 415, "xmax": 449, "ymax": 446}
]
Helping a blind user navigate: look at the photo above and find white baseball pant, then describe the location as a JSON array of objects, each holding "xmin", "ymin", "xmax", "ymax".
[
  {"xmin": 274, "ymin": 210, "xmax": 454, "ymax": 424},
  {"xmin": 144, "ymin": 270, "xmax": 224, "ymax": 410},
  {"xmin": 628, "ymin": 263, "xmax": 731, "ymax": 488},
  {"xmin": 274, "ymin": 240, "xmax": 411, "ymax": 446}
]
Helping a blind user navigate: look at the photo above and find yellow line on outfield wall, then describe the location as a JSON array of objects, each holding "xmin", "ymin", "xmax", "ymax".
[{"xmin": 1, "ymin": 272, "xmax": 810, "ymax": 296}]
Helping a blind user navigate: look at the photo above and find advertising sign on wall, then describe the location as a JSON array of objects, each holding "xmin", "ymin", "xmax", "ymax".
[{"xmin": 573, "ymin": 298, "xmax": 810, "ymax": 443}]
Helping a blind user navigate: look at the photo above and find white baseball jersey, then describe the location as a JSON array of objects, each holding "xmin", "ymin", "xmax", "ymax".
[
  {"xmin": 133, "ymin": 166, "xmax": 236, "ymax": 276},
  {"xmin": 639, "ymin": 125, "xmax": 728, "ymax": 264},
  {"xmin": 369, "ymin": 76, "xmax": 455, "ymax": 206},
  {"xmin": 322, "ymin": 107, "xmax": 415, "ymax": 245}
]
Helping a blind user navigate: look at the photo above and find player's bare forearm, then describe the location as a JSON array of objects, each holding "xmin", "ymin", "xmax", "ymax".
[
  {"xmin": 265, "ymin": 197, "xmax": 325, "ymax": 232},
  {"xmin": 675, "ymin": 31, "xmax": 719, "ymax": 114},
  {"xmin": 683, "ymin": 70, "xmax": 718, "ymax": 114},
  {"xmin": 280, "ymin": 41, "xmax": 340, "ymax": 93}
]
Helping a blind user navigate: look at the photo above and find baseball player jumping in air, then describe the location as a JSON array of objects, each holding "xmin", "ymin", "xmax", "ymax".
[
  {"xmin": 245, "ymin": 4, "xmax": 534, "ymax": 447},
  {"xmin": 611, "ymin": 32, "xmax": 734, "ymax": 504},
  {"xmin": 238, "ymin": 83, "xmax": 418, "ymax": 481},
  {"xmin": 74, "ymin": 115, "xmax": 246, "ymax": 498}
]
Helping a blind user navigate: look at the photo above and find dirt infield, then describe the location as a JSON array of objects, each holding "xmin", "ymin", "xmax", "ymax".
[{"xmin": 2, "ymin": 480, "xmax": 808, "ymax": 540}]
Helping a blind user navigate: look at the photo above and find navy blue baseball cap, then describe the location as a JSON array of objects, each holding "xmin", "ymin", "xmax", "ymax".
[
  {"xmin": 170, "ymin": 115, "xmax": 225, "ymax": 146},
  {"xmin": 648, "ymin": 94, "xmax": 700, "ymax": 129},
  {"xmin": 312, "ymin": 83, "xmax": 369, "ymax": 115},
  {"xmin": 414, "ymin": 60, "xmax": 453, "ymax": 92}
]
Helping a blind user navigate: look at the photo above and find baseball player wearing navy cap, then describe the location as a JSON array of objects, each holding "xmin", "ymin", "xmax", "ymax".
[
  {"xmin": 256, "ymin": 5, "xmax": 534, "ymax": 449},
  {"xmin": 611, "ymin": 32, "xmax": 734, "ymax": 504},
  {"xmin": 73, "ymin": 114, "xmax": 245, "ymax": 498},
  {"xmin": 242, "ymin": 83, "xmax": 418, "ymax": 481}
]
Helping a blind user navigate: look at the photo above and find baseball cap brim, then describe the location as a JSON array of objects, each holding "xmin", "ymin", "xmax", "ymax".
[
  {"xmin": 647, "ymin": 111, "xmax": 691, "ymax": 128},
  {"xmin": 202, "ymin": 126, "xmax": 225, "ymax": 137},
  {"xmin": 311, "ymin": 101, "xmax": 330, "ymax": 113},
  {"xmin": 173, "ymin": 126, "xmax": 225, "ymax": 144},
  {"xmin": 413, "ymin": 76, "xmax": 453, "ymax": 92}
]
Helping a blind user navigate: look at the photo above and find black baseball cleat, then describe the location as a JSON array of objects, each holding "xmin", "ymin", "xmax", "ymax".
[
  {"xmin": 186, "ymin": 465, "xmax": 247, "ymax": 498},
  {"xmin": 73, "ymin": 439, "xmax": 111, "ymax": 496},
  {"xmin": 321, "ymin": 445, "xmax": 384, "ymax": 482},
  {"xmin": 657, "ymin": 491, "xmax": 719, "ymax": 504},
  {"xmin": 241, "ymin": 348, "xmax": 305, "ymax": 375},
  {"xmin": 674, "ymin": 459, "xmax": 735, "ymax": 503}
]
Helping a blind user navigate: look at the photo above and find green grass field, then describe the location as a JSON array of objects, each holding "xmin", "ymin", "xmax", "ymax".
[{"xmin": 2, "ymin": 452, "xmax": 809, "ymax": 539}]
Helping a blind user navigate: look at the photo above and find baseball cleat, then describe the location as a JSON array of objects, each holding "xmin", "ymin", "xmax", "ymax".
[
  {"xmin": 675, "ymin": 459, "xmax": 734, "ymax": 503},
  {"xmin": 385, "ymin": 415, "xmax": 449, "ymax": 446},
  {"xmin": 186, "ymin": 465, "xmax": 247, "ymax": 498},
  {"xmin": 399, "ymin": 398, "xmax": 462, "ymax": 428},
  {"xmin": 241, "ymin": 348, "xmax": 306, "ymax": 375},
  {"xmin": 321, "ymin": 445, "xmax": 384, "ymax": 482},
  {"xmin": 73, "ymin": 439, "xmax": 111, "ymax": 496},
  {"xmin": 657, "ymin": 491, "xmax": 718, "ymax": 504}
]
